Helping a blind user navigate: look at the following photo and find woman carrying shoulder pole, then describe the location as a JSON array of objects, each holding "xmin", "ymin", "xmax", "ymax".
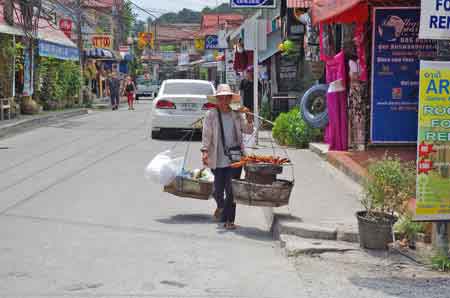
[{"xmin": 201, "ymin": 84, "xmax": 254, "ymax": 230}]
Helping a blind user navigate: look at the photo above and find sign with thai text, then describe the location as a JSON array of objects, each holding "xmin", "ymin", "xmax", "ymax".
[
  {"xmin": 371, "ymin": 7, "xmax": 437, "ymax": 143},
  {"xmin": 419, "ymin": 0, "xmax": 450, "ymax": 40},
  {"xmin": 91, "ymin": 35, "xmax": 112, "ymax": 49},
  {"xmin": 416, "ymin": 60, "xmax": 450, "ymax": 221},
  {"xmin": 39, "ymin": 40, "xmax": 79, "ymax": 61}
]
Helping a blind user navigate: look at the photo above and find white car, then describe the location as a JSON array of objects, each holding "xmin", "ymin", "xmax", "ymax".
[{"xmin": 151, "ymin": 79, "xmax": 216, "ymax": 139}]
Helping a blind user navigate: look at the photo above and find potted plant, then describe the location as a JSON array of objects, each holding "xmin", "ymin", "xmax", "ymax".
[
  {"xmin": 357, "ymin": 156, "xmax": 416, "ymax": 250},
  {"xmin": 394, "ymin": 212, "xmax": 426, "ymax": 249}
]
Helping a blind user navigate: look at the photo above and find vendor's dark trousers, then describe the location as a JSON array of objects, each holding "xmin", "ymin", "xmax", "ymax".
[
  {"xmin": 110, "ymin": 92, "xmax": 120, "ymax": 107},
  {"xmin": 212, "ymin": 167, "xmax": 242, "ymax": 223}
]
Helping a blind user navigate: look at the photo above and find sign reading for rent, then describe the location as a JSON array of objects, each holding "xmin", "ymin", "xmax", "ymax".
[{"xmin": 419, "ymin": 0, "xmax": 450, "ymax": 40}]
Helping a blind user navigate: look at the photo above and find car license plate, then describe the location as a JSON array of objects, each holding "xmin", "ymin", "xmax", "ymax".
[{"xmin": 180, "ymin": 103, "xmax": 197, "ymax": 111}]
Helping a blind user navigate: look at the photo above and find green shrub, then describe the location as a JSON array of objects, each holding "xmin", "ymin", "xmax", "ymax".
[
  {"xmin": 431, "ymin": 253, "xmax": 450, "ymax": 272},
  {"xmin": 272, "ymin": 107, "xmax": 322, "ymax": 148},
  {"xmin": 394, "ymin": 212, "xmax": 426, "ymax": 242},
  {"xmin": 39, "ymin": 58, "xmax": 81, "ymax": 110},
  {"xmin": 362, "ymin": 155, "xmax": 416, "ymax": 217}
]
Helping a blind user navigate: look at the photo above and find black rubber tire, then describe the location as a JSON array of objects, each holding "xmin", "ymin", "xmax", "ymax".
[
  {"xmin": 135, "ymin": 95, "xmax": 139, "ymax": 101},
  {"xmin": 151, "ymin": 130, "xmax": 160, "ymax": 139},
  {"xmin": 299, "ymin": 84, "xmax": 329, "ymax": 129}
]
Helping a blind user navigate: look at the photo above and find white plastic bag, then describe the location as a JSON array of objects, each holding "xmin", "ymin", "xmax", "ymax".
[{"xmin": 145, "ymin": 150, "xmax": 183, "ymax": 185}]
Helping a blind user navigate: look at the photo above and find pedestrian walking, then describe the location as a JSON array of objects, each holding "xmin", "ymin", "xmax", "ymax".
[
  {"xmin": 201, "ymin": 84, "xmax": 254, "ymax": 230},
  {"xmin": 108, "ymin": 71, "xmax": 121, "ymax": 110},
  {"xmin": 239, "ymin": 66, "xmax": 261, "ymax": 114},
  {"xmin": 124, "ymin": 76, "xmax": 136, "ymax": 110}
]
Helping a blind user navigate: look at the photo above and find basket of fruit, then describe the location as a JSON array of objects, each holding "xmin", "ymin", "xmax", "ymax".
[{"xmin": 164, "ymin": 168, "xmax": 214, "ymax": 200}]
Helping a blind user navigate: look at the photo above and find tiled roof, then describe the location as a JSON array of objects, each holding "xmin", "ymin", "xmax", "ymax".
[{"xmin": 201, "ymin": 14, "xmax": 244, "ymax": 29}]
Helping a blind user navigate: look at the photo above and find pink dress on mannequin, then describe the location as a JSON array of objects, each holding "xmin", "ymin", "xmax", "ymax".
[{"xmin": 325, "ymin": 51, "xmax": 348, "ymax": 151}]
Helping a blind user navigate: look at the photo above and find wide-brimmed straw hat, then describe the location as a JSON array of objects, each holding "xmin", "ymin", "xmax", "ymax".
[{"xmin": 207, "ymin": 84, "xmax": 241, "ymax": 103}]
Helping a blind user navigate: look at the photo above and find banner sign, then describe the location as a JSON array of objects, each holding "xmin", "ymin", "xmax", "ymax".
[
  {"xmin": 416, "ymin": 60, "xmax": 450, "ymax": 221},
  {"xmin": 371, "ymin": 7, "xmax": 437, "ymax": 143},
  {"xmin": 91, "ymin": 34, "xmax": 112, "ymax": 49},
  {"xmin": 419, "ymin": 0, "xmax": 450, "ymax": 40},
  {"xmin": 225, "ymin": 49, "xmax": 236, "ymax": 86},
  {"xmin": 23, "ymin": 49, "xmax": 32, "ymax": 96},
  {"xmin": 195, "ymin": 38, "xmax": 205, "ymax": 50},
  {"xmin": 230, "ymin": 0, "xmax": 275, "ymax": 8},
  {"xmin": 39, "ymin": 40, "xmax": 79, "ymax": 61}
]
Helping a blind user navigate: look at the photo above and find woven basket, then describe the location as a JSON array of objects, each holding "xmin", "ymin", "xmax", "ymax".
[
  {"xmin": 231, "ymin": 179, "xmax": 293, "ymax": 207},
  {"xmin": 164, "ymin": 176, "xmax": 213, "ymax": 200}
]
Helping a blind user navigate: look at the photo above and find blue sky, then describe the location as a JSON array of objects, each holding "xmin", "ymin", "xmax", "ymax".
[{"xmin": 133, "ymin": 0, "xmax": 229, "ymax": 20}]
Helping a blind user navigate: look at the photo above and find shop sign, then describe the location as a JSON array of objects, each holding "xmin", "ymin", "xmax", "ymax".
[
  {"xmin": 138, "ymin": 32, "xmax": 154, "ymax": 49},
  {"xmin": 38, "ymin": 40, "xmax": 79, "ymax": 61},
  {"xmin": 225, "ymin": 49, "xmax": 236, "ymax": 85},
  {"xmin": 371, "ymin": 7, "xmax": 437, "ymax": 143},
  {"xmin": 91, "ymin": 35, "xmax": 112, "ymax": 49},
  {"xmin": 419, "ymin": 0, "xmax": 450, "ymax": 40},
  {"xmin": 160, "ymin": 44, "xmax": 176, "ymax": 52},
  {"xmin": 162, "ymin": 51, "xmax": 176, "ymax": 61},
  {"xmin": 195, "ymin": 38, "xmax": 205, "ymax": 50},
  {"xmin": 230, "ymin": 0, "xmax": 275, "ymax": 8},
  {"xmin": 59, "ymin": 18, "xmax": 72, "ymax": 39},
  {"xmin": 205, "ymin": 35, "xmax": 219, "ymax": 49},
  {"xmin": 416, "ymin": 60, "xmax": 450, "ymax": 221}
]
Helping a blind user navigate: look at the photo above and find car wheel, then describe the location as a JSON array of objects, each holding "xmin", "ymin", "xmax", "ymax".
[
  {"xmin": 299, "ymin": 84, "xmax": 329, "ymax": 129},
  {"xmin": 151, "ymin": 130, "xmax": 160, "ymax": 139}
]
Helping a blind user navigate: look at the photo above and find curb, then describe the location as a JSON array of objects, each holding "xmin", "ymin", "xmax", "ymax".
[
  {"xmin": 268, "ymin": 207, "xmax": 360, "ymax": 244},
  {"xmin": 309, "ymin": 142, "xmax": 367, "ymax": 186},
  {"xmin": 0, "ymin": 109, "xmax": 90, "ymax": 139}
]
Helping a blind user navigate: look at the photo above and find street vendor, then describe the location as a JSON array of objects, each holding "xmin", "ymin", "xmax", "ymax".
[{"xmin": 201, "ymin": 84, "xmax": 254, "ymax": 230}]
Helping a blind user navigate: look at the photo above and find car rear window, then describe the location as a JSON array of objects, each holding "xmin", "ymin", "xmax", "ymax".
[{"xmin": 163, "ymin": 82, "xmax": 214, "ymax": 95}]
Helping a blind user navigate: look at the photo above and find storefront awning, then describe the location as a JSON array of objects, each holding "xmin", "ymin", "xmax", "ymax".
[
  {"xmin": 311, "ymin": 0, "xmax": 368, "ymax": 25},
  {"xmin": 258, "ymin": 30, "xmax": 282, "ymax": 63},
  {"xmin": 0, "ymin": 5, "xmax": 77, "ymax": 48}
]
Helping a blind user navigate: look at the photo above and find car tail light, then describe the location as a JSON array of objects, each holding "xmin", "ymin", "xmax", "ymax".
[
  {"xmin": 202, "ymin": 102, "xmax": 216, "ymax": 110},
  {"xmin": 156, "ymin": 100, "xmax": 176, "ymax": 109}
]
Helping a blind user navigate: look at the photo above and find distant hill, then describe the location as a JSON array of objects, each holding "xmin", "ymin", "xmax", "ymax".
[{"xmin": 155, "ymin": 4, "xmax": 251, "ymax": 24}]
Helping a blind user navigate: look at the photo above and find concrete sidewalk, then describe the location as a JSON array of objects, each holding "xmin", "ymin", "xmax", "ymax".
[
  {"xmin": 0, "ymin": 108, "xmax": 90, "ymax": 139},
  {"xmin": 257, "ymin": 131, "xmax": 362, "ymax": 245}
]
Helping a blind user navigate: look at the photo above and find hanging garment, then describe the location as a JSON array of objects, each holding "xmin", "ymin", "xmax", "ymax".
[
  {"xmin": 348, "ymin": 59, "xmax": 367, "ymax": 150},
  {"xmin": 300, "ymin": 11, "xmax": 321, "ymax": 62},
  {"xmin": 320, "ymin": 24, "xmax": 335, "ymax": 61},
  {"xmin": 354, "ymin": 23, "xmax": 368, "ymax": 82},
  {"xmin": 325, "ymin": 52, "xmax": 348, "ymax": 151}
]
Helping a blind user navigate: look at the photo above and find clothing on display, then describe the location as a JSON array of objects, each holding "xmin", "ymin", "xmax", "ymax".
[{"xmin": 325, "ymin": 51, "xmax": 348, "ymax": 151}]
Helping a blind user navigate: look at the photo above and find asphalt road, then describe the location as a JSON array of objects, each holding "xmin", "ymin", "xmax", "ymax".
[
  {"xmin": 1, "ymin": 102, "xmax": 449, "ymax": 298},
  {"xmin": 0, "ymin": 103, "xmax": 302, "ymax": 298}
]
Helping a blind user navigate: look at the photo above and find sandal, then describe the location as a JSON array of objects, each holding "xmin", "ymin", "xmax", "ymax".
[{"xmin": 224, "ymin": 223, "xmax": 237, "ymax": 230}]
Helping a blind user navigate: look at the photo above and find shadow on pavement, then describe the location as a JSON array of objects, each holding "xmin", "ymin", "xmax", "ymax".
[
  {"xmin": 349, "ymin": 276, "xmax": 450, "ymax": 297},
  {"xmin": 156, "ymin": 214, "xmax": 213, "ymax": 225}
]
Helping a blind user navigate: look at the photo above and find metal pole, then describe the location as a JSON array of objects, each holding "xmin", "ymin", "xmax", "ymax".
[{"xmin": 253, "ymin": 19, "xmax": 259, "ymax": 143}]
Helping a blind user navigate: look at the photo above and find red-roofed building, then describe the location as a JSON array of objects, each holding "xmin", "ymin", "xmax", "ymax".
[{"xmin": 196, "ymin": 14, "xmax": 244, "ymax": 38}]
